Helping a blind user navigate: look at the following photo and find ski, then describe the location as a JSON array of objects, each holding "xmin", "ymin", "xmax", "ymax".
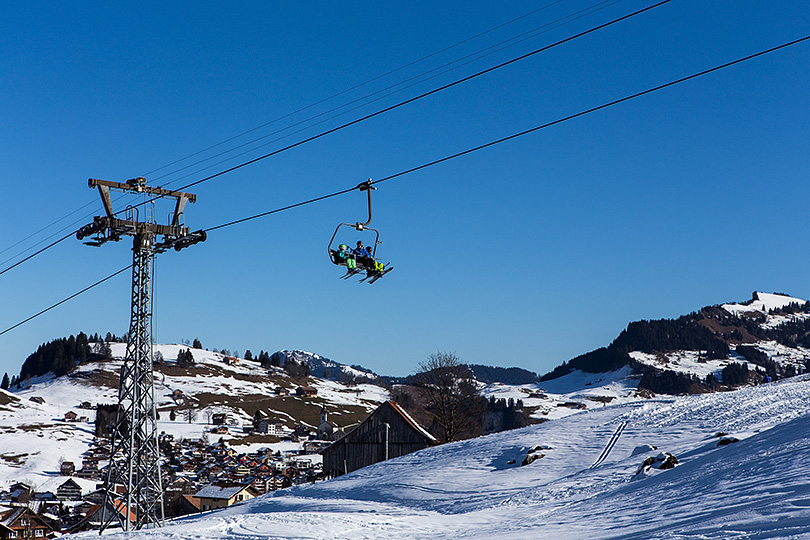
[{"xmin": 367, "ymin": 267, "xmax": 393, "ymax": 284}]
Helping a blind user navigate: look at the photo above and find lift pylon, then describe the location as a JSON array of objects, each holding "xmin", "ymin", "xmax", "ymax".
[{"xmin": 78, "ymin": 177, "xmax": 204, "ymax": 532}]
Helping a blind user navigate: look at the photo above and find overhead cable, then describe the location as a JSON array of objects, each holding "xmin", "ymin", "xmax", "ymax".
[
  {"xmin": 0, "ymin": 265, "xmax": 132, "ymax": 337},
  {"xmin": 0, "ymin": 0, "xmax": 646, "ymax": 275},
  {"xmin": 204, "ymin": 33, "xmax": 810, "ymax": 231},
  {"xmin": 148, "ymin": 0, "xmax": 622, "ymax": 186},
  {"xmin": 4, "ymin": 31, "xmax": 807, "ymax": 338}
]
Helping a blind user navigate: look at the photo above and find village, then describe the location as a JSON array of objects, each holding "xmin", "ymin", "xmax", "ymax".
[{"xmin": 0, "ymin": 384, "xmax": 437, "ymax": 538}]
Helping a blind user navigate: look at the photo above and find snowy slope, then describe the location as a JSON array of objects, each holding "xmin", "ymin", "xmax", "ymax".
[
  {"xmin": 78, "ymin": 375, "xmax": 810, "ymax": 540},
  {"xmin": 0, "ymin": 344, "xmax": 389, "ymax": 490},
  {"xmin": 722, "ymin": 291, "xmax": 807, "ymax": 315}
]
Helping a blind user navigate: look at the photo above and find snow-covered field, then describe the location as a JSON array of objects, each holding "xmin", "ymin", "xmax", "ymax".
[{"xmin": 72, "ymin": 374, "xmax": 810, "ymax": 540}]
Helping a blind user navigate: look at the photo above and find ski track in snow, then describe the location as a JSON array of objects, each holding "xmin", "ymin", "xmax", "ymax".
[{"xmin": 590, "ymin": 420, "xmax": 628, "ymax": 469}]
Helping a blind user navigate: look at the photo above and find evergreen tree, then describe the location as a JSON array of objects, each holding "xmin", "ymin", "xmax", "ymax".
[
  {"xmin": 192, "ymin": 338, "xmax": 202, "ymax": 349},
  {"xmin": 1, "ymin": 373, "xmax": 9, "ymax": 390}
]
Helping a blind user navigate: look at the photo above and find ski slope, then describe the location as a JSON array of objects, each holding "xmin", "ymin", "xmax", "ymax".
[{"xmin": 81, "ymin": 374, "xmax": 810, "ymax": 540}]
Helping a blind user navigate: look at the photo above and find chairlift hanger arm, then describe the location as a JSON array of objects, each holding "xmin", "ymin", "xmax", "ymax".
[{"xmin": 356, "ymin": 179, "xmax": 375, "ymax": 229}]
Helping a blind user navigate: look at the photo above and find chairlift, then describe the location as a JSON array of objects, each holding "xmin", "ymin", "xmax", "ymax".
[{"xmin": 327, "ymin": 180, "xmax": 393, "ymax": 283}]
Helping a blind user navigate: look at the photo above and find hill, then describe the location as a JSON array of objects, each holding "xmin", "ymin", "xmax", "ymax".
[
  {"xmin": 0, "ymin": 343, "xmax": 389, "ymax": 491},
  {"xmin": 77, "ymin": 372, "xmax": 810, "ymax": 539},
  {"xmin": 540, "ymin": 291, "xmax": 810, "ymax": 393}
]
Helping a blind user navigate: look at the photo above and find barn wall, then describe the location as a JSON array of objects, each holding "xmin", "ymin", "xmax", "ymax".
[{"xmin": 322, "ymin": 402, "xmax": 433, "ymax": 476}]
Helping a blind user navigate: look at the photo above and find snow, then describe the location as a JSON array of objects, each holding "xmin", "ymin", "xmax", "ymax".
[
  {"xmin": 63, "ymin": 375, "xmax": 810, "ymax": 539},
  {"xmin": 0, "ymin": 343, "xmax": 387, "ymax": 492},
  {"xmin": 722, "ymin": 291, "xmax": 806, "ymax": 315},
  {"xmin": 629, "ymin": 350, "xmax": 740, "ymax": 379}
]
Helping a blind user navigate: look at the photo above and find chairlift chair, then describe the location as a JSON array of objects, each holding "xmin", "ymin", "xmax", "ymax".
[{"xmin": 327, "ymin": 181, "xmax": 392, "ymax": 282}]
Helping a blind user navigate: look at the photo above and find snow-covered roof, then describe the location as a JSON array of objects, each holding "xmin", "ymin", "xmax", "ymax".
[{"xmin": 194, "ymin": 484, "xmax": 250, "ymax": 500}]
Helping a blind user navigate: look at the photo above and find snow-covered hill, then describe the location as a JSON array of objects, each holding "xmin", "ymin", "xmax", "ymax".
[
  {"xmin": 0, "ymin": 344, "xmax": 389, "ymax": 490},
  {"xmin": 76, "ymin": 373, "xmax": 810, "ymax": 540},
  {"xmin": 542, "ymin": 292, "xmax": 810, "ymax": 393}
]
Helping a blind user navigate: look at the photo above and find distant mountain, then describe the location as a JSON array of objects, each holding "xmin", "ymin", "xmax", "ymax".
[
  {"xmin": 540, "ymin": 291, "xmax": 810, "ymax": 393},
  {"xmin": 268, "ymin": 349, "xmax": 378, "ymax": 382}
]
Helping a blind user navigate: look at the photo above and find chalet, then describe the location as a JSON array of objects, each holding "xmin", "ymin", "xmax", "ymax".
[
  {"xmin": 29, "ymin": 396, "xmax": 45, "ymax": 404},
  {"xmin": 194, "ymin": 484, "xmax": 259, "ymax": 511},
  {"xmin": 212, "ymin": 413, "xmax": 227, "ymax": 426},
  {"xmin": 64, "ymin": 411, "xmax": 78, "ymax": 421},
  {"xmin": 74, "ymin": 499, "xmax": 136, "ymax": 532},
  {"xmin": 0, "ymin": 507, "xmax": 53, "ymax": 540},
  {"xmin": 56, "ymin": 478, "xmax": 83, "ymax": 501},
  {"xmin": 76, "ymin": 458, "xmax": 101, "ymax": 479},
  {"xmin": 295, "ymin": 386, "xmax": 317, "ymax": 397},
  {"xmin": 255, "ymin": 420, "xmax": 286, "ymax": 437},
  {"xmin": 274, "ymin": 386, "xmax": 290, "ymax": 396},
  {"xmin": 79, "ymin": 401, "xmax": 93, "ymax": 409},
  {"xmin": 321, "ymin": 401, "xmax": 438, "ymax": 477},
  {"xmin": 60, "ymin": 461, "xmax": 76, "ymax": 476}
]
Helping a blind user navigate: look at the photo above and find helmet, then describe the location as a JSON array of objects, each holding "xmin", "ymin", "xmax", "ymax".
[
  {"xmin": 356, "ymin": 240, "xmax": 363, "ymax": 246},
  {"xmin": 339, "ymin": 244, "xmax": 347, "ymax": 250}
]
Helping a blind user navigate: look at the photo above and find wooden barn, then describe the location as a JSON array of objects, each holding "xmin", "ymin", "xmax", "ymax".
[{"xmin": 321, "ymin": 400, "xmax": 437, "ymax": 477}]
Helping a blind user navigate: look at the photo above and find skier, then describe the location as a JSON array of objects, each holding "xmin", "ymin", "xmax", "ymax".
[{"xmin": 335, "ymin": 244, "xmax": 356, "ymax": 270}]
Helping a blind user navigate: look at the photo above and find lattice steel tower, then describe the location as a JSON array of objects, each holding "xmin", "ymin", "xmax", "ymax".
[{"xmin": 78, "ymin": 177, "xmax": 205, "ymax": 532}]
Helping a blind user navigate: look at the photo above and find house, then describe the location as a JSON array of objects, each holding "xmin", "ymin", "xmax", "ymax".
[
  {"xmin": 295, "ymin": 386, "xmax": 317, "ymax": 397},
  {"xmin": 60, "ymin": 461, "xmax": 76, "ymax": 476},
  {"xmin": 76, "ymin": 458, "xmax": 101, "ymax": 480},
  {"xmin": 274, "ymin": 387, "xmax": 290, "ymax": 396},
  {"xmin": 0, "ymin": 507, "xmax": 53, "ymax": 540},
  {"xmin": 255, "ymin": 420, "xmax": 286, "ymax": 437},
  {"xmin": 194, "ymin": 484, "xmax": 259, "ymax": 511},
  {"xmin": 64, "ymin": 411, "xmax": 78, "ymax": 422},
  {"xmin": 321, "ymin": 401, "xmax": 438, "ymax": 477},
  {"xmin": 56, "ymin": 478, "xmax": 83, "ymax": 501},
  {"xmin": 212, "ymin": 413, "xmax": 227, "ymax": 426},
  {"xmin": 29, "ymin": 396, "xmax": 45, "ymax": 404},
  {"xmin": 68, "ymin": 499, "xmax": 136, "ymax": 533}
]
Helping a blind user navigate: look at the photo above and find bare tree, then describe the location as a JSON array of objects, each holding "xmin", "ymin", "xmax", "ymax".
[
  {"xmin": 181, "ymin": 403, "xmax": 197, "ymax": 424},
  {"xmin": 411, "ymin": 351, "xmax": 486, "ymax": 443}
]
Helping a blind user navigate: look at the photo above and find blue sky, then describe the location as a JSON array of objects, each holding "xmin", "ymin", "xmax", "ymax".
[{"xmin": 1, "ymin": 0, "xmax": 809, "ymax": 378}]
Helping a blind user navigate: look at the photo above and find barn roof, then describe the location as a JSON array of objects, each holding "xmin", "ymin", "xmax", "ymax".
[
  {"xmin": 320, "ymin": 400, "xmax": 438, "ymax": 455},
  {"xmin": 387, "ymin": 401, "xmax": 438, "ymax": 443}
]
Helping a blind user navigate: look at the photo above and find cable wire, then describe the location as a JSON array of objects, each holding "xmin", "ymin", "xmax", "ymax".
[
  {"xmin": 0, "ymin": 265, "xmax": 132, "ymax": 337},
  {"xmin": 142, "ymin": 0, "xmax": 571, "ymax": 179},
  {"xmin": 0, "ymin": 0, "xmax": 649, "ymax": 274},
  {"xmin": 4, "ymin": 32, "xmax": 807, "ymax": 338},
  {"xmin": 204, "ymin": 34, "xmax": 810, "ymax": 231},
  {"xmin": 148, "ymin": 0, "xmax": 622, "ymax": 186},
  {"xmin": 138, "ymin": 0, "xmax": 675, "ymax": 207}
]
